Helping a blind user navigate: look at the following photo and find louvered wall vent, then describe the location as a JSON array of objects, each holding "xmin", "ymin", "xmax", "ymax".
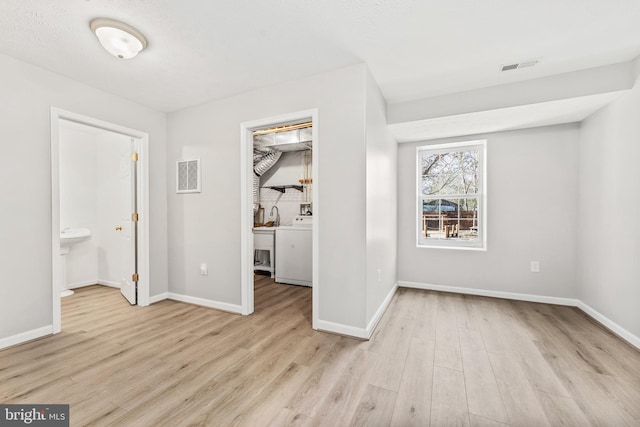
[
  {"xmin": 176, "ymin": 158, "xmax": 201, "ymax": 193},
  {"xmin": 500, "ymin": 59, "xmax": 540, "ymax": 72}
]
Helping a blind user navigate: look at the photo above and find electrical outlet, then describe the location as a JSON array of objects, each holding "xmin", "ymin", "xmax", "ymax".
[
  {"xmin": 200, "ymin": 263, "xmax": 208, "ymax": 275},
  {"xmin": 530, "ymin": 261, "xmax": 540, "ymax": 273}
]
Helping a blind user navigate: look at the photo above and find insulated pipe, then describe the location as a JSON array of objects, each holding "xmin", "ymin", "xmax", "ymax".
[
  {"xmin": 253, "ymin": 149, "xmax": 282, "ymax": 216},
  {"xmin": 253, "ymin": 174, "xmax": 260, "ymax": 215},
  {"xmin": 254, "ymin": 150, "xmax": 281, "ymax": 176}
]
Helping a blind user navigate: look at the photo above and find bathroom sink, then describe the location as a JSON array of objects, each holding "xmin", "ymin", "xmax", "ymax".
[{"xmin": 60, "ymin": 227, "xmax": 91, "ymax": 247}]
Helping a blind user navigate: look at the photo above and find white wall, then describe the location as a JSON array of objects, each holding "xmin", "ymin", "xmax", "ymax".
[
  {"xmin": 167, "ymin": 64, "xmax": 371, "ymax": 329},
  {"xmin": 398, "ymin": 124, "xmax": 580, "ymax": 298},
  {"xmin": 365, "ymin": 68, "xmax": 398, "ymax": 326},
  {"xmin": 0, "ymin": 52, "xmax": 167, "ymax": 343},
  {"xmin": 260, "ymin": 150, "xmax": 309, "ymax": 226},
  {"xmin": 59, "ymin": 123, "xmax": 99, "ymax": 286},
  {"xmin": 577, "ymin": 64, "xmax": 640, "ymax": 340},
  {"xmin": 388, "ymin": 62, "xmax": 635, "ymax": 124},
  {"xmin": 60, "ymin": 125, "xmax": 98, "ymax": 233}
]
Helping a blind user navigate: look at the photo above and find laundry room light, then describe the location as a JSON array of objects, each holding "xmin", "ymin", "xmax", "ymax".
[{"xmin": 90, "ymin": 18, "xmax": 147, "ymax": 59}]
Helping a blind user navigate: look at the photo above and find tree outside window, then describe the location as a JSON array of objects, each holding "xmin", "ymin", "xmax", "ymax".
[{"xmin": 417, "ymin": 140, "xmax": 486, "ymax": 249}]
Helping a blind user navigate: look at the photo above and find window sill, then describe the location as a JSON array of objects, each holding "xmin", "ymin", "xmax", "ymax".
[{"xmin": 416, "ymin": 243, "xmax": 486, "ymax": 251}]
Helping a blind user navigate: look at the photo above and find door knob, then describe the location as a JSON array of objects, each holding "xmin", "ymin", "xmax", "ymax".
[{"xmin": 115, "ymin": 226, "xmax": 122, "ymax": 231}]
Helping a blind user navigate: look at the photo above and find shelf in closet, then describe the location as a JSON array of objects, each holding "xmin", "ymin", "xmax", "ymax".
[{"xmin": 262, "ymin": 185, "xmax": 303, "ymax": 193}]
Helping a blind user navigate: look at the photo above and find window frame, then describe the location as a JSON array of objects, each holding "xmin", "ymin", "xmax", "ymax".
[{"xmin": 415, "ymin": 140, "xmax": 487, "ymax": 250}]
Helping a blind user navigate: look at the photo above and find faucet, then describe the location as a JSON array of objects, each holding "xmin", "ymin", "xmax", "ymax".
[{"xmin": 269, "ymin": 205, "xmax": 280, "ymax": 227}]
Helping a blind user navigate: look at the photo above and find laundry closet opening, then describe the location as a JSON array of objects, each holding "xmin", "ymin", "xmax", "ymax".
[{"xmin": 240, "ymin": 110, "xmax": 319, "ymax": 329}]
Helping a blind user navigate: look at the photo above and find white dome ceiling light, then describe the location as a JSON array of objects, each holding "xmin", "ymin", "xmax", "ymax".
[{"xmin": 90, "ymin": 18, "xmax": 147, "ymax": 59}]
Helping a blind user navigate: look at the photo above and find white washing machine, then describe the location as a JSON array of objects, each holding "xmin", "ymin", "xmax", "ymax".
[{"xmin": 275, "ymin": 216, "xmax": 312, "ymax": 286}]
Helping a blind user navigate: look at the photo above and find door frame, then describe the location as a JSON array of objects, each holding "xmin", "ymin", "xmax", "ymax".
[
  {"xmin": 50, "ymin": 108, "xmax": 150, "ymax": 333},
  {"xmin": 240, "ymin": 109, "xmax": 319, "ymax": 330}
]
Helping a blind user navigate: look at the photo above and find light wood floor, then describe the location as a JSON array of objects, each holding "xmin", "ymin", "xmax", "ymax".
[{"xmin": 2, "ymin": 278, "xmax": 640, "ymax": 426}]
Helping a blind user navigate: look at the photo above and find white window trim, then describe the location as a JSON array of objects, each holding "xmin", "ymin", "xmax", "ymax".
[{"xmin": 415, "ymin": 140, "xmax": 487, "ymax": 251}]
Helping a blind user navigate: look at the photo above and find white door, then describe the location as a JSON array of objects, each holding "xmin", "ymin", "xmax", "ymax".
[{"xmin": 118, "ymin": 138, "xmax": 138, "ymax": 304}]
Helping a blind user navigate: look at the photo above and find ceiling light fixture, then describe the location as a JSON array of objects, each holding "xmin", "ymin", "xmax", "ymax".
[{"xmin": 90, "ymin": 18, "xmax": 147, "ymax": 59}]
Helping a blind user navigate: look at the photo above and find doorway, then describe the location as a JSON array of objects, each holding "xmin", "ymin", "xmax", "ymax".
[
  {"xmin": 240, "ymin": 109, "xmax": 319, "ymax": 329},
  {"xmin": 50, "ymin": 108, "xmax": 150, "ymax": 333}
]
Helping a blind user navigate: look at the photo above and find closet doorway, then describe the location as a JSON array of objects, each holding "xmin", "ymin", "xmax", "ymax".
[{"xmin": 240, "ymin": 109, "xmax": 319, "ymax": 329}]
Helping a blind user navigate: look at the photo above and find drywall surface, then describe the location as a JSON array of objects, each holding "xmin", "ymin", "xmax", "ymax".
[
  {"xmin": 167, "ymin": 64, "xmax": 368, "ymax": 328},
  {"xmin": 398, "ymin": 124, "xmax": 580, "ymax": 298},
  {"xmin": 260, "ymin": 151, "xmax": 307, "ymax": 188},
  {"xmin": 59, "ymin": 123, "xmax": 99, "ymax": 286},
  {"xmin": 0, "ymin": 52, "xmax": 167, "ymax": 341},
  {"xmin": 388, "ymin": 61, "xmax": 635, "ymax": 124},
  {"xmin": 365, "ymin": 68, "xmax": 398, "ymax": 325},
  {"xmin": 578, "ymin": 74, "xmax": 640, "ymax": 339},
  {"xmin": 260, "ymin": 151, "xmax": 310, "ymax": 226}
]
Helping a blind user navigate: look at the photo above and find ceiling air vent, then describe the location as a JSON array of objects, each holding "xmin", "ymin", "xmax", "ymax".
[
  {"xmin": 500, "ymin": 59, "xmax": 540, "ymax": 72},
  {"xmin": 501, "ymin": 63, "xmax": 519, "ymax": 72}
]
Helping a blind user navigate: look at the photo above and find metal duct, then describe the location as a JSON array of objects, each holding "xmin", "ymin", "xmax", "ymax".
[
  {"xmin": 253, "ymin": 127, "xmax": 312, "ymax": 153},
  {"xmin": 252, "ymin": 149, "xmax": 282, "ymax": 216},
  {"xmin": 253, "ymin": 176, "xmax": 260, "ymax": 217},
  {"xmin": 254, "ymin": 150, "xmax": 282, "ymax": 176}
]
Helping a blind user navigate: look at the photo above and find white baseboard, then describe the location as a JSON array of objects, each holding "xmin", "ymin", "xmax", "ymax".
[
  {"xmin": 66, "ymin": 280, "xmax": 97, "ymax": 289},
  {"xmin": 577, "ymin": 301, "xmax": 640, "ymax": 350},
  {"xmin": 316, "ymin": 283, "xmax": 399, "ymax": 340},
  {"xmin": 98, "ymin": 280, "xmax": 120, "ymax": 288},
  {"xmin": 66, "ymin": 279, "xmax": 120, "ymax": 290},
  {"xmin": 365, "ymin": 283, "xmax": 398, "ymax": 339},
  {"xmin": 398, "ymin": 281, "xmax": 579, "ymax": 306},
  {"xmin": 149, "ymin": 292, "xmax": 168, "ymax": 304},
  {"xmin": 0, "ymin": 325, "xmax": 53, "ymax": 350},
  {"xmin": 398, "ymin": 281, "xmax": 640, "ymax": 351},
  {"xmin": 316, "ymin": 319, "xmax": 368, "ymax": 339},
  {"xmin": 167, "ymin": 292, "xmax": 242, "ymax": 314}
]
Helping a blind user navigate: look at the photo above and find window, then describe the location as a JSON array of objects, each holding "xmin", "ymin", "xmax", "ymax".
[{"xmin": 417, "ymin": 140, "xmax": 486, "ymax": 249}]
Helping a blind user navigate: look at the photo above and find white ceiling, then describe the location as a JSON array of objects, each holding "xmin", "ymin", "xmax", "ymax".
[{"xmin": 1, "ymin": 1, "xmax": 640, "ymax": 113}]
